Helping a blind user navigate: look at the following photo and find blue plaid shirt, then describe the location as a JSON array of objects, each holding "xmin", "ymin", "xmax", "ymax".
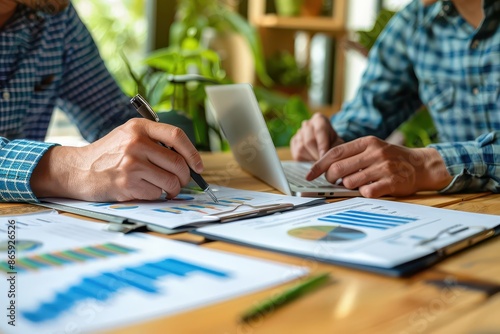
[
  {"xmin": 0, "ymin": 4, "xmax": 136, "ymax": 202},
  {"xmin": 333, "ymin": 0, "xmax": 500, "ymax": 194}
]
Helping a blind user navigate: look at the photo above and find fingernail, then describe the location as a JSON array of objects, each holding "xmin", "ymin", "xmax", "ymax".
[{"xmin": 195, "ymin": 161, "xmax": 204, "ymax": 173}]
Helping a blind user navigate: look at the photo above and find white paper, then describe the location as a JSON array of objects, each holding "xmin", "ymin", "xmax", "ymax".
[
  {"xmin": 0, "ymin": 213, "xmax": 307, "ymax": 334},
  {"xmin": 197, "ymin": 198, "xmax": 500, "ymax": 268},
  {"xmin": 43, "ymin": 186, "xmax": 323, "ymax": 229}
]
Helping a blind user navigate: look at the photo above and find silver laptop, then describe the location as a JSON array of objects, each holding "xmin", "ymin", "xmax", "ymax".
[{"xmin": 205, "ymin": 84, "xmax": 360, "ymax": 198}]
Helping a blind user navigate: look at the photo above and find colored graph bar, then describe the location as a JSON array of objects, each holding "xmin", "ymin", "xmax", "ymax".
[
  {"xmin": 319, "ymin": 210, "xmax": 417, "ymax": 230},
  {"xmin": 0, "ymin": 243, "xmax": 136, "ymax": 273},
  {"xmin": 22, "ymin": 257, "xmax": 230, "ymax": 323},
  {"xmin": 153, "ymin": 208, "xmax": 181, "ymax": 214},
  {"xmin": 217, "ymin": 196, "xmax": 253, "ymax": 205},
  {"xmin": 0, "ymin": 262, "xmax": 11, "ymax": 272},
  {"xmin": 171, "ymin": 206, "xmax": 193, "ymax": 212}
]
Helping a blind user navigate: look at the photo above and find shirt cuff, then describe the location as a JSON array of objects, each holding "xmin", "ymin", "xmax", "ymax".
[
  {"xmin": 428, "ymin": 132, "xmax": 498, "ymax": 193},
  {"xmin": 0, "ymin": 140, "xmax": 59, "ymax": 202}
]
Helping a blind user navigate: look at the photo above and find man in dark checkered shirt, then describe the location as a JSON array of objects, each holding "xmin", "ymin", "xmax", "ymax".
[
  {"xmin": 0, "ymin": 0, "xmax": 204, "ymax": 202},
  {"xmin": 292, "ymin": 0, "xmax": 500, "ymax": 198}
]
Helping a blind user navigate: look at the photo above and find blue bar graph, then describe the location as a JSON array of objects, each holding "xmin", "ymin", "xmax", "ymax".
[
  {"xmin": 22, "ymin": 257, "xmax": 230, "ymax": 323},
  {"xmin": 318, "ymin": 210, "xmax": 417, "ymax": 230}
]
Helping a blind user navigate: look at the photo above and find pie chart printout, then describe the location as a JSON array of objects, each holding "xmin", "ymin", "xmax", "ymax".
[{"xmin": 288, "ymin": 225, "xmax": 366, "ymax": 242}]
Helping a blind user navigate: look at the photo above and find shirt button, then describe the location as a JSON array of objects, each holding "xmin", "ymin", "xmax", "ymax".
[
  {"xmin": 472, "ymin": 87, "xmax": 480, "ymax": 95},
  {"xmin": 2, "ymin": 91, "xmax": 10, "ymax": 101},
  {"xmin": 471, "ymin": 40, "xmax": 479, "ymax": 49}
]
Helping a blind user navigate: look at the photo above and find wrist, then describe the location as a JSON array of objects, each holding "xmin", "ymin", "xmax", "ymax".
[
  {"xmin": 414, "ymin": 147, "xmax": 453, "ymax": 191},
  {"xmin": 30, "ymin": 146, "xmax": 82, "ymax": 198}
]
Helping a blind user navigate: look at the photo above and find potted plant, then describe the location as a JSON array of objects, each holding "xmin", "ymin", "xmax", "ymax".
[
  {"xmin": 127, "ymin": 0, "xmax": 312, "ymax": 150},
  {"xmin": 124, "ymin": 27, "xmax": 225, "ymax": 151},
  {"xmin": 266, "ymin": 50, "xmax": 310, "ymax": 98},
  {"xmin": 274, "ymin": 0, "xmax": 303, "ymax": 16},
  {"xmin": 170, "ymin": 0, "xmax": 272, "ymax": 86}
]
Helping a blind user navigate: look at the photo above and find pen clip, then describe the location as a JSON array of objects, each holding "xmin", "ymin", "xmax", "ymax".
[
  {"xmin": 106, "ymin": 220, "xmax": 148, "ymax": 234},
  {"xmin": 130, "ymin": 94, "xmax": 159, "ymax": 122}
]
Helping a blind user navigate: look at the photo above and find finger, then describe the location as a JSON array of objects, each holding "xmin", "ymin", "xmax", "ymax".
[
  {"xmin": 306, "ymin": 139, "xmax": 367, "ymax": 180},
  {"xmin": 300, "ymin": 120, "xmax": 322, "ymax": 161},
  {"xmin": 145, "ymin": 145, "xmax": 191, "ymax": 186},
  {"xmin": 139, "ymin": 163, "xmax": 184, "ymax": 199},
  {"xmin": 358, "ymin": 178, "xmax": 395, "ymax": 198},
  {"xmin": 312, "ymin": 114, "xmax": 335, "ymax": 157},
  {"xmin": 291, "ymin": 131, "xmax": 316, "ymax": 161},
  {"xmin": 146, "ymin": 122, "xmax": 204, "ymax": 174},
  {"xmin": 110, "ymin": 149, "xmax": 186, "ymax": 200},
  {"xmin": 130, "ymin": 179, "xmax": 164, "ymax": 201},
  {"xmin": 357, "ymin": 169, "xmax": 413, "ymax": 198}
]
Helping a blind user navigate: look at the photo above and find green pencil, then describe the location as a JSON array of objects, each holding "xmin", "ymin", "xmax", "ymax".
[{"xmin": 240, "ymin": 272, "xmax": 331, "ymax": 323}]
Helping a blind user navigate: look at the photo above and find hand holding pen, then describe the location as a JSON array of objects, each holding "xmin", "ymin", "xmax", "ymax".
[{"xmin": 130, "ymin": 94, "xmax": 218, "ymax": 202}]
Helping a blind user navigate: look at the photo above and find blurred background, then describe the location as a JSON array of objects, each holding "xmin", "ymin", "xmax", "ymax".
[{"xmin": 48, "ymin": 0, "xmax": 424, "ymax": 150}]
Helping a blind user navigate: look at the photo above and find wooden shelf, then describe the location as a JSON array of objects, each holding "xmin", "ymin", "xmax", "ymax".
[
  {"xmin": 311, "ymin": 103, "xmax": 342, "ymax": 117},
  {"xmin": 256, "ymin": 15, "xmax": 345, "ymax": 34},
  {"xmin": 248, "ymin": 0, "xmax": 348, "ymax": 111}
]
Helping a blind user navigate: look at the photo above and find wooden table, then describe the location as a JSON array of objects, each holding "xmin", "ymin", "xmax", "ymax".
[{"xmin": 4, "ymin": 149, "xmax": 499, "ymax": 333}]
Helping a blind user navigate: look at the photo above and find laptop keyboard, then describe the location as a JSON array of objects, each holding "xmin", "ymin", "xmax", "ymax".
[{"xmin": 282, "ymin": 163, "xmax": 334, "ymax": 188}]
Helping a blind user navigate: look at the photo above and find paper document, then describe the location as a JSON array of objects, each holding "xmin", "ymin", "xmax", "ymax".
[
  {"xmin": 0, "ymin": 212, "xmax": 307, "ymax": 333},
  {"xmin": 43, "ymin": 186, "xmax": 323, "ymax": 229},
  {"xmin": 195, "ymin": 198, "xmax": 500, "ymax": 276}
]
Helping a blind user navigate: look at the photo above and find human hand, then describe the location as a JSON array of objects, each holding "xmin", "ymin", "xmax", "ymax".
[
  {"xmin": 306, "ymin": 136, "xmax": 453, "ymax": 198},
  {"xmin": 31, "ymin": 119, "xmax": 203, "ymax": 201},
  {"xmin": 290, "ymin": 112, "xmax": 343, "ymax": 161}
]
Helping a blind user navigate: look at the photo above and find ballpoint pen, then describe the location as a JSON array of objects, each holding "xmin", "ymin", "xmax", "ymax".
[
  {"xmin": 240, "ymin": 272, "xmax": 331, "ymax": 323},
  {"xmin": 130, "ymin": 94, "xmax": 219, "ymax": 203}
]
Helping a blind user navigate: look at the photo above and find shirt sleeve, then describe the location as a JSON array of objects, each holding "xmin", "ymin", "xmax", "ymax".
[
  {"xmin": 429, "ymin": 131, "xmax": 500, "ymax": 193},
  {"xmin": 332, "ymin": 2, "xmax": 423, "ymax": 142},
  {"xmin": 56, "ymin": 4, "xmax": 137, "ymax": 143},
  {"xmin": 0, "ymin": 139, "xmax": 59, "ymax": 202}
]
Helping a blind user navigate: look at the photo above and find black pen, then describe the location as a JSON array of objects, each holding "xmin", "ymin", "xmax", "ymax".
[{"xmin": 130, "ymin": 94, "xmax": 218, "ymax": 203}]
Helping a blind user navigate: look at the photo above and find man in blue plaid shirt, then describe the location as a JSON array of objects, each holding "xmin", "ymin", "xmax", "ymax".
[
  {"xmin": 292, "ymin": 0, "xmax": 500, "ymax": 198},
  {"xmin": 0, "ymin": 0, "xmax": 204, "ymax": 202}
]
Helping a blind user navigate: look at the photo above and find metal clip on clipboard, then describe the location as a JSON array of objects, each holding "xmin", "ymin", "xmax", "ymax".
[
  {"xmin": 106, "ymin": 220, "xmax": 148, "ymax": 234},
  {"xmin": 206, "ymin": 203, "xmax": 295, "ymax": 223}
]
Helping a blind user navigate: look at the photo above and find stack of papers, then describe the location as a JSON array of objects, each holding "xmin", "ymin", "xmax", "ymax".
[
  {"xmin": 43, "ymin": 186, "xmax": 323, "ymax": 232},
  {"xmin": 0, "ymin": 212, "xmax": 307, "ymax": 333}
]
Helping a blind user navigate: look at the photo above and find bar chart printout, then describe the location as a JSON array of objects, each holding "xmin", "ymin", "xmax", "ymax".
[
  {"xmin": 6, "ymin": 233, "xmax": 306, "ymax": 334},
  {"xmin": 318, "ymin": 210, "xmax": 418, "ymax": 230},
  {"xmin": 22, "ymin": 257, "xmax": 229, "ymax": 323}
]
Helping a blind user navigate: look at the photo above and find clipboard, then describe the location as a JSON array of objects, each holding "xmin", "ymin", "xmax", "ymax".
[
  {"xmin": 193, "ymin": 198, "xmax": 500, "ymax": 277},
  {"xmin": 39, "ymin": 186, "xmax": 323, "ymax": 235}
]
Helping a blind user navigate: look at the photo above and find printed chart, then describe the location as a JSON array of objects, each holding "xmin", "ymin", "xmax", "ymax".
[
  {"xmin": 0, "ymin": 243, "xmax": 135, "ymax": 273},
  {"xmin": 44, "ymin": 186, "xmax": 321, "ymax": 229},
  {"xmin": 22, "ymin": 257, "xmax": 229, "ymax": 323},
  {"xmin": 288, "ymin": 225, "xmax": 366, "ymax": 242},
  {"xmin": 0, "ymin": 215, "xmax": 307, "ymax": 334},
  {"xmin": 318, "ymin": 210, "xmax": 417, "ymax": 230}
]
